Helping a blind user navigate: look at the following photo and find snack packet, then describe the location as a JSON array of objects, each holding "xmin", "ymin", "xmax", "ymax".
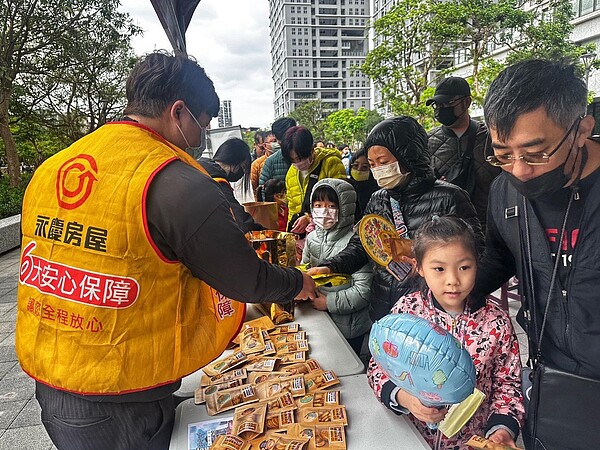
[
  {"xmin": 278, "ymin": 352, "xmax": 307, "ymax": 365},
  {"xmin": 201, "ymin": 368, "xmax": 248, "ymax": 387},
  {"xmin": 466, "ymin": 435, "xmax": 521, "ymax": 450},
  {"xmin": 303, "ymin": 370, "xmax": 339, "ymax": 393},
  {"xmin": 245, "ymin": 315, "xmax": 276, "ymax": 331},
  {"xmin": 232, "ymin": 402, "xmax": 268, "ymax": 440},
  {"xmin": 275, "ymin": 341, "xmax": 309, "ymax": 355},
  {"xmin": 244, "ymin": 357, "xmax": 278, "ymax": 373},
  {"xmin": 195, "ymin": 379, "xmax": 244, "ymax": 404},
  {"xmin": 273, "ymin": 332, "xmax": 306, "ymax": 344},
  {"xmin": 285, "ymin": 424, "xmax": 347, "ymax": 450},
  {"xmin": 203, "ymin": 352, "xmax": 249, "ymax": 377},
  {"xmin": 280, "ymin": 359, "xmax": 321, "ymax": 375},
  {"xmin": 206, "ymin": 384, "xmax": 259, "ymax": 416},
  {"xmin": 270, "ymin": 324, "xmax": 300, "ymax": 335},
  {"xmin": 296, "ymin": 390, "xmax": 340, "ymax": 408},
  {"xmin": 240, "ymin": 326, "xmax": 266, "ymax": 355},
  {"xmin": 265, "ymin": 406, "xmax": 297, "ymax": 430},
  {"xmin": 248, "ymin": 371, "xmax": 291, "ymax": 385},
  {"xmin": 256, "ymin": 375, "xmax": 306, "ymax": 399},
  {"xmin": 248, "ymin": 431, "xmax": 309, "ymax": 450},
  {"xmin": 261, "ymin": 391, "xmax": 296, "ymax": 411},
  {"xmin": 298, "ymin": 406, "xmax": 348, "ymax": 426},
  {"xmin": 263, "ymin": 339, "xmax": 277, "ymax": 356},
  {"xmin": 210, "ymin": 434, "xmax": 250, "ymax": 450}
]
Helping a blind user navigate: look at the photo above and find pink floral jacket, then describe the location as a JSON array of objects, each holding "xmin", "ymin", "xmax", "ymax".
[{"xmin": 367, "ymin": 290, "xmax": 524, "ymax": 450}]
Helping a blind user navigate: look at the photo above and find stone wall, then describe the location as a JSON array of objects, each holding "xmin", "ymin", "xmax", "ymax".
[{"xmin": 0, "ymin": 215, "xmax": 20, "ymax": 254}]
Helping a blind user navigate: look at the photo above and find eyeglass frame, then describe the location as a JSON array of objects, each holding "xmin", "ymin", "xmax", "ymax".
[
  {"xmin": 431, "ymin": 96, "xmax": 469, "ymax": 110},
  {"xmin": 485, "ymin": 115, "xmax": 585, "ymax": 167}
]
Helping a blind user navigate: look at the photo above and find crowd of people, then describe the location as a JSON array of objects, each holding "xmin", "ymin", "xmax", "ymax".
[{"xmin": 15, "ymin": 50, "xmax": 600, "ymax": 450}]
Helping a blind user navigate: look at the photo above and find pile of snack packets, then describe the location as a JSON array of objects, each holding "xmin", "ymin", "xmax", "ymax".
[{"xmin": 196, "ymin": 316, "xmax": 347, "ymax": 450}]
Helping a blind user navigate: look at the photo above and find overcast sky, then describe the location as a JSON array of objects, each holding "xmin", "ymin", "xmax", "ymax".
[{"xmin": 119, "ymin": 0, "xmax": 275, "ymax": 129}]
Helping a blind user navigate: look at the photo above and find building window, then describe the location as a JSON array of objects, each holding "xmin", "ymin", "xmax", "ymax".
[{"xmin": 293, "ymin": 81, "xmax": 298, "ymax": 88}]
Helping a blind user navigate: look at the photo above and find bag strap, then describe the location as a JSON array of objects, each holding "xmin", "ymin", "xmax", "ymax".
[
  {"xmin": 464, "ymin": 119, "xmax": 478, "ymax": 157},
  {"xmin": 390, "ymin": 197, "xmax": 410, "ymax": 239},
  {"xmin": 300, "ymin": 160, "xmax": 324, "ymax": 215}
]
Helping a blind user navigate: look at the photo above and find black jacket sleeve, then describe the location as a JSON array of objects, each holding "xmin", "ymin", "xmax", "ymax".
[{"xmin": 146, "ymin": 161, "xmax": 302, "ymax": 303}]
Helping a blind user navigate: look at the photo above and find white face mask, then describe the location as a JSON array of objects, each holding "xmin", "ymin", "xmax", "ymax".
[
  {"xmin": 312, "ymin": 207, "xmax": 339, "ymax": 230},
  {"xmin": 176, "ymin": 106, "xmax": 205, "ymax": 158},
  {"xmin": 371, "ymin": 161, "xmax": 411, "ymax": 190}
]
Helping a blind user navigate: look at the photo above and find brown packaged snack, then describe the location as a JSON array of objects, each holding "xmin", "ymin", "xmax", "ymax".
[
  {"xmin": 285, "ymin": 424, "xmax": 347, "ymax": 450},
  {"xmin": 248, "ymin": 431, "xmax": 309, "ymax": 450},
  {"xmin": 275, "ymin": 341, "xmax": 309, "ymax": 355},
  {"xmin": 466, "ymin": 435, "xmax": 521, "ymax": 450},
  {"xmin": 206, "ymin": 384, "xmax": 259, "ymax": 416},
  {"xmin": 248, "ymin": 371, "xmax": 291, "ymax": 385},
  {"xmin": 233, "ymin": 402, "xmax": 268, "ymax": 441},
  {"xmin": 263, "ymin": 339, "xmax": 277, "ymax": 356},
  {"xmin": 265, "ymin": 406, "xmax": 296, "ymax": 430},
  {"xmin": 256, "ymin": 375, "xmax": 306, "ymax": 399},
  {"xmin": 273, "ymin": 332, "xmax": 306, "ymax": 344},
  {"xmin": 245, "ymin": 357, "xmax": 278, "ymax": 372},
  {"xmin": 241, "ymin": 326, "xmax": 266, "ymax": 355},
  {"xmin": 201, "ymin": 368, "xmax": 248, "ymax": 387},
  {"xmin": 303, "ymin": 370, "xmax": 339, "ymax": 393},
  {"xmin": 245, "ymin": 315, "xmax": 276, "ymax": 331},
  {"xmin": 262, "ymin": 391, "xmax": 296, "ymax": 411},
  {"xmin": 298, "ymin": 406, "xmax": 348, "ymax": 426},
  {"xmin": 203, "ymin": 352, "xmax": 249, "ymax": 377},
  {"xmin": 280, "ymin": 359, "xmax": 321, "ymax": 375},
  {"xmin": 270, "ymin": 324, "xmax": 300, "ymax": 335},
  {"xmin": 210, "ymin": 434, "xmax": 251, "ymax": 450},
  {"xmin": 296, "ymin": 390, "xmax": 340, "ymax": 408},
  {"xmin": 278, "ymin": 352, "xmax": 307, "ymax": 365},
  {"xmin": 195, "ymin": 379, "xmax": 244, "ymax": 404}
]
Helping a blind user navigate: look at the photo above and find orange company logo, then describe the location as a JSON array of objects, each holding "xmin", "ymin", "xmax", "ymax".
[{"xmin": 55, "ymin": 154, "xmax": 98, "ymax": 210}]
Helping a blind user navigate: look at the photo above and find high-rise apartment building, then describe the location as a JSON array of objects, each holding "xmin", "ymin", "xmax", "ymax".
[
  {"xmin": 269, "ymin": 0, "xmax": 371, "ymax": 119},
  {"xmin": 218, "ymin": 100, "xmax": 233, "ymax": 127}
]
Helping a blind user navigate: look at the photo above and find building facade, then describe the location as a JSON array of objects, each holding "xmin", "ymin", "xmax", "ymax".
[
  {"xmin": 218, "ymin": 100, "xmax": 233, "ymax": 128},
  {"xmin": 269, "ymin": 0, "xmax": 371, "ymax": 119}
]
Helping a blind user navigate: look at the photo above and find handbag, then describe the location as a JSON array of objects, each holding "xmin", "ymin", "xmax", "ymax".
[{"xmin": 518, "ymin": 181, "xmax": 600, "ymax": 449}]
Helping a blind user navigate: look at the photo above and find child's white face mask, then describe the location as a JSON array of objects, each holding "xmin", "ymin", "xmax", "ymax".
[{"xmin": 312, "ymin": 207, "xmax": 339, "ymax": 230}]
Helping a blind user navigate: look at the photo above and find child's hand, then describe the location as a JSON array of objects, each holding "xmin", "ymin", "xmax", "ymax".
[
  {"xmin": 290, "ymin": 214, "xmax": 310, "ymax": 234},
  {"xmin": 306, "ymin": 266, "xmax": 331, "ymax": 276},
  {"xmin": 311, "ymin": 290, "xmax": 328, "ymax": 311},
  {"xmin": 396, "ymin": 389, "xmax": 447, "ymax": 424},
  {"xmin": 487, "ymin": 429, "xmax": 516, "ymax": 448}
]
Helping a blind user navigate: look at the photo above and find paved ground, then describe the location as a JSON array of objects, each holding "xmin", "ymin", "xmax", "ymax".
[{"xmin": 0, "ymin": 246, "xmax": 528, "ymax": 449}]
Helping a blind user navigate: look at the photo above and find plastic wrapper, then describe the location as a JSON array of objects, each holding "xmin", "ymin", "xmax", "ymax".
[
  {"xmin": 246, "ymin": 230, "xmax": 297, "ymax": 267},
  {"xmin": 206, "ymin": 384, "xmax": 259, "ymax": 416},
  {"xmin": 210, "ymin": 434, "xmax": 250, "ymax": 450},
  {"xmin": 233, "ymin": 402, "xmax": 268, "ymax": 441},
  {"xmin": 244, "ymin": 357, "xmax": 278, "ymax": 373},
  {"xmin": 261, "ymin": 391, "xmax": 296, "ymax": 411},
  {"xmin": 278, "ymin": 352, "xmax": 306, "ymax": 365},
  {"xmin": 466, "ymin": 435, "xmax": 521, "ymax": 450},
  {"xmin": 273, "ymin": 332, "xmax": 306, "ymax": 344},
  {"xmin": 203, "ymin": 352, "xmax": 249, "ymax": 377},
  {"xmin": 280, "ymin": 360, "xmax": 321, "ymax": 375},
  {"xmin": 275, "ymin": 341, "xmax": 309, "ymax": 355},
  {"xmin": 248, "ymin": 431, "xmax": 309, "ymax": 450},
  {"xmin": 248, "ymin": 371, "xmax": 292, "ymax": 385},
  {"xmin": 303, "ymin": 370, "xmax": 339, "ymax": 393},
  {"xmin": 285, "ymin": 424, "xmax": 347, "ymax": 450},
  {"xmin": 256, "ymin": 375, "xmax": 306, "ymax": 399},
  {"xmin": 201, "ymin": 368, "xmax": 247, "ymax": 387},
  {"xmin": 240, "ymin": 326, "xmax": 266, "ymax": 355},
  {"xmin": 270, "ymin": 324, "xmax": 300, "ymax": 335},
  {"xmin": 195, "ymin": 379, "xmax": 244, "ymax": 404},
  {"xmin": 297, "ymin": 406, "xmax": 348, "ymax": 426},
  {"xmin": 296, "ymin": 391, "xmax": 340, "ymax": 408},
  {"xmin": 263, "ymin": 340, "xmax": 277, "ymax": 356},
  {"xmin": 265, "ymin": 406, "xmax": 297, "ymax": 430}
]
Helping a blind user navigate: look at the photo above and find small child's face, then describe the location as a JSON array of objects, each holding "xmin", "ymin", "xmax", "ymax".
[
  {"xmin": 312, "ymin": 199, "xmax": 337, "ymax": 209},
  {"xmin": 416, "ymin": 240, "xmax": 476, "ymax": 314}
]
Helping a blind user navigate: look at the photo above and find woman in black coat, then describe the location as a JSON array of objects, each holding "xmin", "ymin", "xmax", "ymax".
[{"xmin": 309, "ymin": 116, "xmax": 481, "ymax": 321}]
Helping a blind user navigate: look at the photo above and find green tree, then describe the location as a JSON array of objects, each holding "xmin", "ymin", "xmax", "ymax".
[
  {"xmin": 0, "ymin": 0, "xmax": 139, "ymax": 187},
  {"xmin": 323, "ymin": 108, "xmax": 383, "ymax": 148},
  {"xmin": 289, "ymin": 100, "xmax": 328, "ymax": 140},
  {"xmin": 361, "ymin": 0, "xmax": 456, "ymax": 121}
]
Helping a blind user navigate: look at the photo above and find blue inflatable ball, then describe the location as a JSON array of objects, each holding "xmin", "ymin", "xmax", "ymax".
[{"xmin": 369, "ymin": 313, "xmax": 476, "ymax": 406}]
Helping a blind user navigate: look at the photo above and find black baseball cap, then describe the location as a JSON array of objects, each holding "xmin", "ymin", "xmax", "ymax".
[{"xmin": 426, "ymin": 77, "xmax": 471, "ymax": 106}]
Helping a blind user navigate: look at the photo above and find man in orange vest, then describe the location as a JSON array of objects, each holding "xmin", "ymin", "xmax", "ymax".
[{"xmin": 16, "ymin": 52, "xmax": 317, "ymax": 450}]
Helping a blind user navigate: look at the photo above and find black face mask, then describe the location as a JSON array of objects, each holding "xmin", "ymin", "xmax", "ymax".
[
  {"xmin": 435, "ymin": 106, "xmax": 459, "ymax": 127},
  {"xmin": 227, "ymin": 167, "xmax": 245, "ymax": 183}
]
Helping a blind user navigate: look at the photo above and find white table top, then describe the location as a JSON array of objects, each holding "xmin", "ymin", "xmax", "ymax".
[
  {"xmin": 175, "ymin": 302, "xmax": 365, "ymax": 398},
  {"xmin": 169, "ymin": 374, "xmax": 430, "ymax": 450}
]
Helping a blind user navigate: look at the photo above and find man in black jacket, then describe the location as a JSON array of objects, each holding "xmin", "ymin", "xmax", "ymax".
[
  {"xmin": 475, "ymin": 60, "xmax": 600, "ymax": 448},
  {"xmin": 426, "ymin": 77, "xmax": 500, "ymax": 231}
]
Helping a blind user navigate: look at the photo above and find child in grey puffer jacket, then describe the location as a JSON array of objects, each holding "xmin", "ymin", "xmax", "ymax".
[{"xmin": 301, "ymin": 178, "xmax": 373, "ymax": 355}]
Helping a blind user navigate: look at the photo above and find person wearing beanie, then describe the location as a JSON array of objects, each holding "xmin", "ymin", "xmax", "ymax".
[
  {"xmin": 307, "ymin": 116, "xmax": 481, "ymax": 321},
  {"xmin": 426, "ymin": 76, "xmax": 500, "ymax": 232}
]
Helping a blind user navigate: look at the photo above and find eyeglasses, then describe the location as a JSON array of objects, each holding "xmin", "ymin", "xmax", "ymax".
[
  {"xmin": 485, "ymin": 116, "xmax": 584, "ymax": 167},
  {"xmin": 432, "ymin": 96, "xmax": 467, "ymax": 110}
]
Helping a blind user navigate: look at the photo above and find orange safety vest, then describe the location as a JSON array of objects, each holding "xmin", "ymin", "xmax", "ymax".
[{"xmin": 16, "ymin": 122, "xmax": 245, "ymax": 394}]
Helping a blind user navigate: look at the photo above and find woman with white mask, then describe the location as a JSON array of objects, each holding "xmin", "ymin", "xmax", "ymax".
[{"xmin": 308, "ymin": 116, "xmax": 482, "ymax": 321}]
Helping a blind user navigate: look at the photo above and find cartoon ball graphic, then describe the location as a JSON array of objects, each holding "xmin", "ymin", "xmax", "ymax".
[{"xmin": 369, "ymin": 313, "xmax": 476, "ymax": 406}]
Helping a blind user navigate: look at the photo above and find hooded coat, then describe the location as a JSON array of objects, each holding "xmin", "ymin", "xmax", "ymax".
[
  {"xmin": 320, "ymin": 117, "xmax": 482, "ymax": 321},
  {"xmin": 301, "ymin": 178, "xmax": 373, "ymax": 339}
]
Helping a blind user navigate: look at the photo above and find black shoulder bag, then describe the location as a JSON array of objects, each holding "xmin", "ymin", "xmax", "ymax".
[
  {"xmin": 287, "ymin": 160, "xmax": 324, "ymax": 238},
  {"xmin": 443, "ymin": 120, "xmax": 478, "ymax": 196},
  {"xmin": 516, "ymin": 176, "xmax": 600, "ymax": 449}
]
